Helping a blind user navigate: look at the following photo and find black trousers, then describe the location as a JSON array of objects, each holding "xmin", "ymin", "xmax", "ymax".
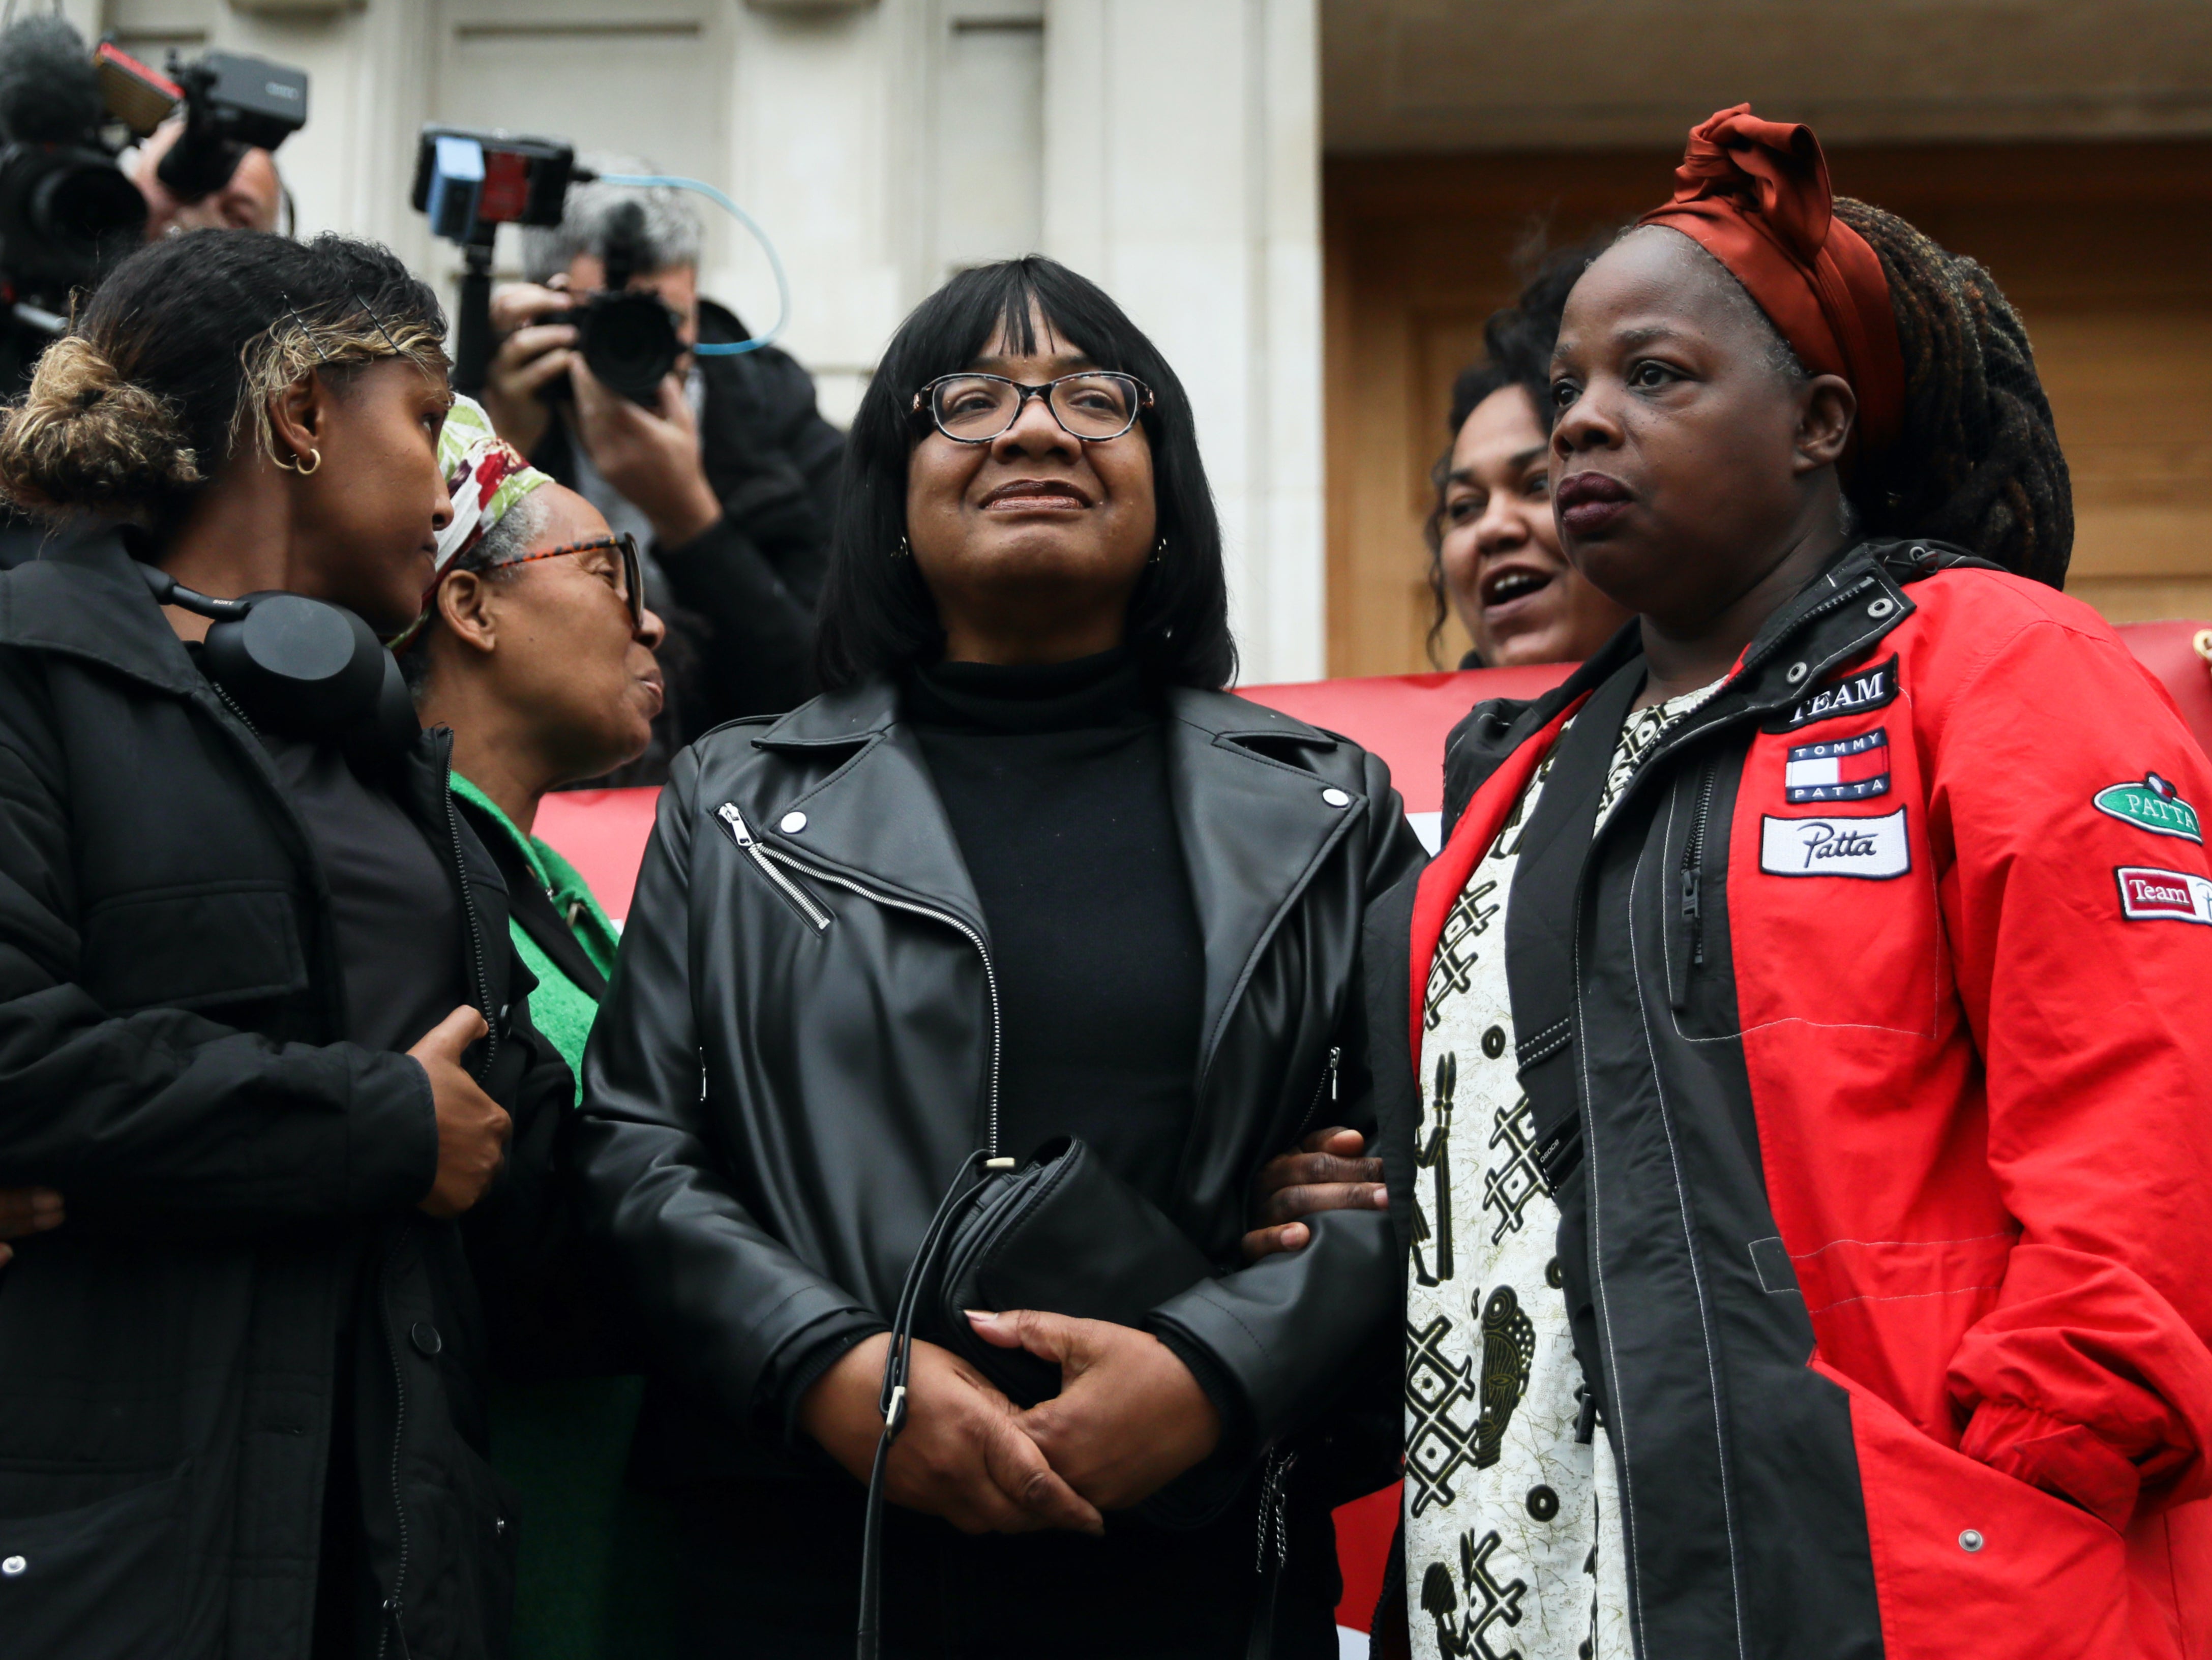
[{"xmin": 666, "ymin": 1474, "xmax": 1344, "ymax": 1659}]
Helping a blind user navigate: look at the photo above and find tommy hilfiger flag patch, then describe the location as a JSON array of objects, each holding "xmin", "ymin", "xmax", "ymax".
[{"xmin": 1785, "ymin": 728, "xmax": 1890, "ymax": 804}]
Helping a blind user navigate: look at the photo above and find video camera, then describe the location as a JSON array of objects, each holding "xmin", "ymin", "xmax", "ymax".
[
  {"xmin": 0, "ymin": 16, "xmax": 305, "ymax": 373},
  {"xmin": 110, "ymin": 44, "xmax": 308, "ymax": 203},
  {"xmin": 412, "ymin": 127, "xmax": 685, "ymax": 406},
  {"xmin": 412, "ymin": 126, "xmax": 789, "ymax": 405}
]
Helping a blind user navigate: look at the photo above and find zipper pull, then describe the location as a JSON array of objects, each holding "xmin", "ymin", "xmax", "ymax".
[
  {"xmin": 1327, "ymin": 1046, "xmax": 1340, "ymax": 1105},
  {"xmin": 1574, "ymin": 1384, "xmax": 1599, "ymax": 1446},
  {"xmin": 1680, "ymin": 864, "xmax": 1700, "ymax": 922},
  {"xmin": 717, "ymin": 802, "xmax": 755, "ymax": 847},
  {"xmin": 382, "ymin": 1596, "xmax": 415, "ymax": 1660}
]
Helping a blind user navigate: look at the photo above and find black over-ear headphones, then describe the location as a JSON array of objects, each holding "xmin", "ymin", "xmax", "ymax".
[{"xmin": 139, "ymin": 562, "xmax": 420, "ymax": 756}]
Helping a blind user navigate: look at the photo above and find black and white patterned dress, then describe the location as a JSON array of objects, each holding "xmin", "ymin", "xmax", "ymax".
[{"xmin": 1403, "ymin": 679, "xmax": 1720, "ymax": 1660}]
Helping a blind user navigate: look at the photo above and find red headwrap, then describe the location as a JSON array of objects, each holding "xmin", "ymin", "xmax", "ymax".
[{"xmin": 1637, "ymin": 105, "xmax": 1905, "ymax": 458}]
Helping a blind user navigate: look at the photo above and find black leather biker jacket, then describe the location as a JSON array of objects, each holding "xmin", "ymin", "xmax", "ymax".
[{"xmin": 576, "ymin": 676, "xmax": 1425, "ymax": 1485}]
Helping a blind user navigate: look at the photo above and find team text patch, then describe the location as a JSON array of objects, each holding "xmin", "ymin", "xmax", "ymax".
[
  {"xmin": 1785, "ymin": 728, "xmax": 1891, "ymax": 804},
  {"xmin": 1765, "ymin": 655, "xmax": 1899, "ymax": 733},
  {"xmin": 1760, "ymin": 808, "xmax": 1911, "ymax": 879},
  {"xmin": 2116, "ymin": 866, "xmax": 2212, "ymax": 925},
  {"xmin": 2095, "ymin": 774, "xmax": 2201, "ymax": 844}
]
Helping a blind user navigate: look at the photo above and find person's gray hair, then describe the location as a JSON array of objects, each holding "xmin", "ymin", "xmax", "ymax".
[
  {"xmin": 521, "ymin": 154, "xmax": 703, "ymax": 283},
  {"xmin": 398, "ymin": 490, "xmax": 550, "ymax": 700},
  {"xmin": 471, "ymin": 488, "xmax": 548, "ymax": 570}
]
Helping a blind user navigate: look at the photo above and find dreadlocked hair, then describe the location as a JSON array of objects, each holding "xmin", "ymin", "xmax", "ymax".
[
  {"xmin": 1832, "ymin": 197, "xmax": 2072, "ymax": 586},
  {"xmin": 0, "ymin": 230, "xmax": 446, "ymax": 528}
]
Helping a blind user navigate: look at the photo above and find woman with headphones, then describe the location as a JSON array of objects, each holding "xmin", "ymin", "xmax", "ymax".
[{"xmin": 0, "ymin": 231, "xmax": 573, "ymax": 1659}]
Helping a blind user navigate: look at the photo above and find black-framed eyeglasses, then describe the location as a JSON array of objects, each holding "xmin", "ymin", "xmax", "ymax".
[
  {"xmin": 912, "ymin": 372, "xmax": 1154, "ymax": 444},
  {"xmin": 487, "ymin": 532, "xmax": 646, "ymax": 630}
]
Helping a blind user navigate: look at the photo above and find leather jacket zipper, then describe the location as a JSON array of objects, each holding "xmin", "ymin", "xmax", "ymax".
[
  {"xmin": 1246, "ymin": 1445, "xmax": 1299, "ymax": 1655},
  {"xmin": 1253, "ymin": 1444, "xmax": 1297, "ymax": 1574},
  {"xmin": 730, "ymin": 818, "xmax": 1004, "ymax": 1158},
  {"xmin": 716, "ymin": 803, "xmax": 832, "ymax": 932},
  {"xmin": 1295, "ymin": 1045, "xmax": 1341, "ymax": 1139}
]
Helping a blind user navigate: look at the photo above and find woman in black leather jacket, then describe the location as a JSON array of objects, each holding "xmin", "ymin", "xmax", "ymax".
[{"xmin": 577, "ymin": 256, "xmax": 1424, "ymax": 1657}]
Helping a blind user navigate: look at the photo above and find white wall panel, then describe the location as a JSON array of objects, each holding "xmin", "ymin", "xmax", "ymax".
[{"xmin": 1043, "ymin": 0, "xmax": 1325, "ymax": 683}]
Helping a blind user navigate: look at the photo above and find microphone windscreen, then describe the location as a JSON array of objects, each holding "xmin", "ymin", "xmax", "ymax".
[{"xmin": 0, "ymin": 16, "xmax": 100, "ymax": 147}]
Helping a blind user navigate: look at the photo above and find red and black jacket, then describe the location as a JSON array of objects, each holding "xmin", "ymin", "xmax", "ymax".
[{"xmin": 1364, "ymin": 539, "xmax": 2212, "ymax": 1658}]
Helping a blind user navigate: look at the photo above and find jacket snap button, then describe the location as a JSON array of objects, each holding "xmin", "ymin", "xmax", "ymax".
[
  {"xmin": 1867, "ymin": 597, "xmax": 1896, "ymax": 618},
  {"xmin": 1321, "ymin": 788, "xmax": 1352, "ymax": 808},
  {"xmin": 1785, "ymin": 662, "xmax": 1810, "ymax": 684},
  {"xmin": 1958, "ymin": 1528, "xmax": 1984, "ymax": 1553},
  {"xmin": 779, "ymin": 811, "xmax": 808, "ymax": 834},
  {"xmin": 2, "ymin": 1554, "xmax": 24, "ymax": 1576},
  {"xmin": 409, "ymin": 1321, "xmax": 443, "ymax": 1358}
]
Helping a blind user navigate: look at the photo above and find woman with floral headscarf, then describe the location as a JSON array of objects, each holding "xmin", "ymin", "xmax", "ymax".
[{"xmin": 407, "ymin": 398, "xmax": 677, "ymax": 1660}]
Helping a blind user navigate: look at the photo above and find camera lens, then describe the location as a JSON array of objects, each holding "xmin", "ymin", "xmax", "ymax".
[
  {"xmin": 579, "ymin": 290, "xmax": 682, "ymax": 405},
  {"xmin": 32, "ymin": 162, "xmax": 148, "ymax": 255}
]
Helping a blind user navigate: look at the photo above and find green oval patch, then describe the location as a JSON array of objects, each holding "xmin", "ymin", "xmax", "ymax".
[{"xmin": 2094, "ymin": 777, "xmax": 2202, "ymax": 843}]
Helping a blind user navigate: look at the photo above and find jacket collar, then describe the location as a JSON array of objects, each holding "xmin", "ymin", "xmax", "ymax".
[
  {"xmin": 1440, "ymin": 538, "xmax": 1947, "ymax": 832},
  {"xmin": 753, "ymin": 678, "xmax": 987, "ymax": 932},
  {"xmin": 752, "ymin": 677, "xmax": 1363, "ymax": 1078},
  {"xmin": 1661, "ymin": 537, "xmax": 1919, "ymax": 752},
  {"xmin": 0, "ymin": 521, "xmax": 206, "ymax": 697},
  {"xmin": 1158, "ymin": 688, "xmax": 1362, "ymax": 1081}
]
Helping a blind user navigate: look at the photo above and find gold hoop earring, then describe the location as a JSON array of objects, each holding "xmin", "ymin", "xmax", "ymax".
[{"xmin": 277, "ymin": 447, "xmax": 322, "ymax": 477}]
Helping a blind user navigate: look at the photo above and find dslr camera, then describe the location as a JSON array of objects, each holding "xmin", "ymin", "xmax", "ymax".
[
  {"xmin": 536, "ymin": 201, "xmax": 684, "ymax": 406},
  {"xmin": 0, "ymin": 17, "xmax": 304, "ymax": 374},
  {"xmin": 412, "ymin": 127, "xmax": 682, "ymax": 406}
]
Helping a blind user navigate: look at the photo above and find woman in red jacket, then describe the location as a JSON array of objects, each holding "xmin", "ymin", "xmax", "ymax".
[{"xmin": 1289, "ymin": 109, "xmax": 2212, "ymax": 1659}]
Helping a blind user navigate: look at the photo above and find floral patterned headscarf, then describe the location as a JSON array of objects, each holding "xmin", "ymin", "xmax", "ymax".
[{"xmin": 390, "ymin": 396, "xmax": 552, "ymax": 648}]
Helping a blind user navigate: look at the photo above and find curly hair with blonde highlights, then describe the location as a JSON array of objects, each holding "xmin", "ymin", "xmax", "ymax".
[{"xmin": 0, "ymin": 230, "xmax": 445, "ymax": 527}]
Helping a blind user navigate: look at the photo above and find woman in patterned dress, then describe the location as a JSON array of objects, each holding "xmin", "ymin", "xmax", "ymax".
[{"xmin": 1266, "ymin": 107, "xmax": 2211, "ymax": 1660}]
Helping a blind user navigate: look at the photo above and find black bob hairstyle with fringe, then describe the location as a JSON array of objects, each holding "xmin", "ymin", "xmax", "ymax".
[{"xmin": 813, "ymin": 256, "xmax": 1235, "ymax": 691}]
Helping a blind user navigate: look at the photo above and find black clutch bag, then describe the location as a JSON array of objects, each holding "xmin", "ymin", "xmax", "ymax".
[
  {"xmin": 930, "ymin": 1136, "xmax": 1215, "ymax": 1405},
  {"xmin": 856, "ymin": 1136, "xmax": 1218, "ymax": 1657}
]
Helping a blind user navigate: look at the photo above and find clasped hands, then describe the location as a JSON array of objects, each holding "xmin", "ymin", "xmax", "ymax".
[
  {"xmin": 798, "ymin": 1122, "xmax": 1388, "ymax": 1536},
  {"xmin": 797, "ymin": 1312, "xmax": 1221, "ymax": 1537}
]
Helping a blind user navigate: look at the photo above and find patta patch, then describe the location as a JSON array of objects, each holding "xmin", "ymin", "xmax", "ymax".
[
  {"xmin": 2095, "ymin": 773, "xmax": 2201, "ymax": 844},
  {"xmin": 2116, "ymin": 866, "xmax": 2212, "ymax": 925},
  {"xmin": 1759, "ymin": 808, "xmax": 1911, "ymax": 879},
  {"xmin": 1785, "ymin": 727, "xmax": 1890, "ymax": 804},
  {"xmin": 1765, "ymin": 655, "xmax": 1898, "ymax": 733}
]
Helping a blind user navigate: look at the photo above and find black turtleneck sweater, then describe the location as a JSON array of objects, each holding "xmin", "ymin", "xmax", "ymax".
[{"xmin": 905, "ymin": 649, "xmax": 1205, "ymax": 1211}]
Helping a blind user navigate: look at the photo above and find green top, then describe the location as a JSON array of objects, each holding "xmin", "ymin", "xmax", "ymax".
[{"xmin": 452, "ymin": 774, "xmax": 620, "ymax": 1102}]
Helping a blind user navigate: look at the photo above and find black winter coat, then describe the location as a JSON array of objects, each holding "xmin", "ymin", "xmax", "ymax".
[
  {"xmin": 531, "ymin": 300, "xmax": 845, "ymax": 748},
  {"xmin": 577, "ymin": 680, "xmax": 1423, "ymax": 1561},
  {"xmin": 0, "ymin": 530, "xmax": 573, "ymax": 1659}
]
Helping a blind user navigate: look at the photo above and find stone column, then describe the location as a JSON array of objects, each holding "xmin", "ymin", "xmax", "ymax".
[{"xmin": 1042, "ymin": 0, "xmax": 1324, "ymax": 685}]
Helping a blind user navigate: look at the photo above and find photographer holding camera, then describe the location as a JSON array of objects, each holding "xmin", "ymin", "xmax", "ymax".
[
  {"xmin": 480, "ymin": 161, "xmax": 842, "ymax": 757},
  {"xmin": 130, "ymin": 115, "xmax": 282, "ymax": 237}
]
